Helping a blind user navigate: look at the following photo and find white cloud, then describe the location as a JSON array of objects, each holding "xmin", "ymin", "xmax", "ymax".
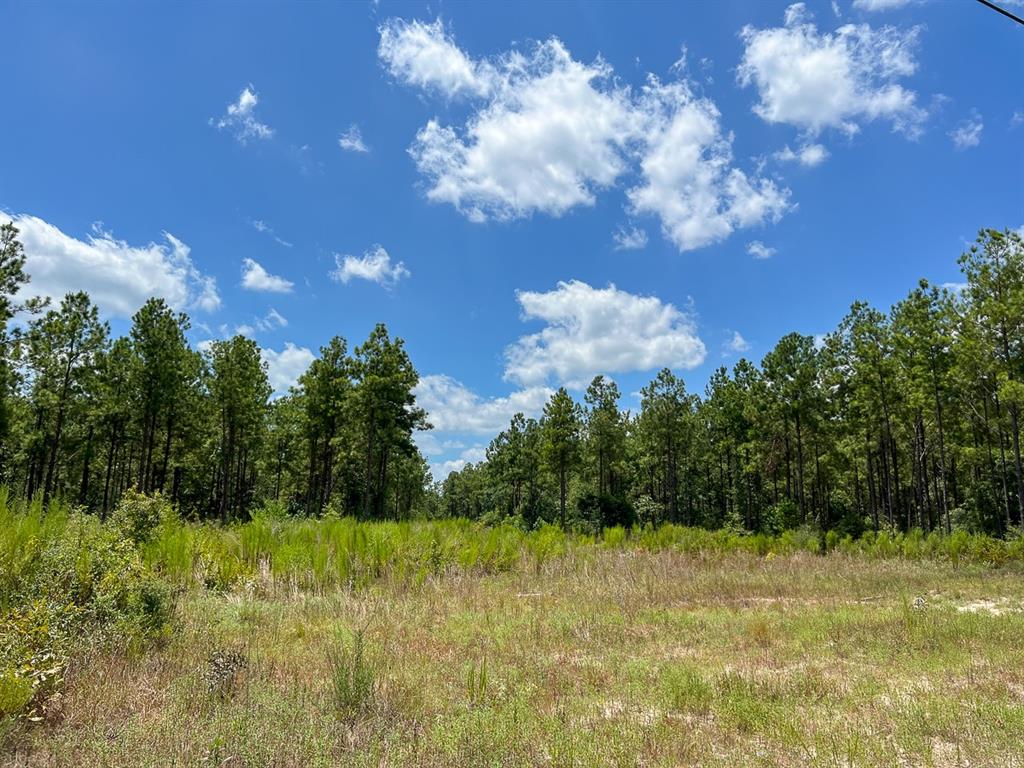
[
  {"xmin": 746, "ymin": 240, "xmax": 777, "ymax": 259},
  {"xmin": 331, "ymin": 245, "xmax": 410, "ymax": 287},
  {"xmin": 249, "ymin": 219, "xmax": 292, "ymax": 248},
  {"xmin": 213, "ymin": 85, "xmax": 274, "ymax": 143},
  {"xmin": 408, "ymin": 40, "xmax": 637, "ymax": 222},
  {"xmin": 260, "ymin": 308, "xmax": 287, "ymax": 330},
  {"xmin": 949, "ymin": 110, "xmax": 983, "ymax": 150},
  {"xmin": 505, "ymin": 280, "xmax": 706, "ymax": 388},
  {"xmin": 0, "ymin": 213, "xmax": 220, "ymax": 317},
  {"xmin": 628, "ymin": 77, "xmax": 791, "ymax": 251},
  {"xmin": 853, "ymin": 0, "xmax": 913, "ymax": 10},
  {"xmin": 338, "ymin": 124, "xmax": 370, "ymax": 153},
  {"xmin": 414, "ymin": 374, "xmax": 552, "ymax": 434},
  {"xmin": 725, "ymin": 331, "xmax": 751, "ymax": 354},
  {"xmin": 738, "ymin": 5, "xmax": 925, "ymax": 138},
  {"xmin": 774, "ymin": 142, "xmax": 830, "ymax": 166},
  {"xmin": 414, "ymin": 432, "xmax": 466, "ymax": 457},
  {"xmin": 428, "ymin": 442, "xmax": 490, "ymax": 481},
  {"xmin": 1011, "ymin": 110, "xmax": 1024, "ymax": 128},
  {"xmin": 613, "ymin": 225, "xmax": 649, "ymax": 251},
  {"xmin": 378, "ymin": 18, "xmax": 495, "ymax": 99},
  {"xmin": 241, "ymin": 258, "xmax": 294, "ymax": 293},
  {"xmin": 384, "ymin": 19, "xmax": 789, "ymax": 252},
  {"xmin": 261, "ymin": 342, "xmax": 315, "ymax": 395}
]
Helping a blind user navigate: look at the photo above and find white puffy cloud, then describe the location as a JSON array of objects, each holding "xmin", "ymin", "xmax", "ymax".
[
  {"xmin": 428, "ymin": 443, "xmax": 490, "ymax": 481},
  {"xmin": 241, "ymin": 258, "xmax": 294, "ymax": 293},
  {"xmin": 746, "ymin": 240, "xmax": 777, "ymax": 259},
  {"xmin": 414, "ymin": 374, "xmax": 552, "ymax": 434},
  {"xmin": 738, "ymin": 4, "xmax": 925, "ymax": 137},
  {"xmin": 853, "ymin": 0, "xmax": 913, "ymax": 10},
  {"xmin": 505, "ymin": 280, "xmax": 706, "ymax": 388},
  {"xmin": 409, "ymin": 40, "xmax": 637, "ymax": 222},
  {"xmin": 338, "ymin": 124, "xmax": 370, "ymax": 153},
  {"xmin": 384, "ymin": 19, "xmax": 788, "ymax": 251},
  {"xmin": 628, "ymin": 78, "xmax": 791, "ymax": 252},
  {"xmin": 0, "ymin": 213, "xmax": 219, "ymax": 317},
  {"xmin": 949, "ymin": 110, "xmax": 983, "ymax": 150},
  {"xmin": 378, "ymin": 18, "xmax": 495, "ymax": 99},
  {"xmin": 261, "ymin": 342, "xmax": 315, "ymax": 395},
  {"xmin": 213, "ymin": 85, "xmax": 274, "ymax": 143},
  {"xmin": 613, "ymin": 225, "xmax": 649, "ymax": 251},
  {"xmin": 331, "ymin": 245, "xmax": 410, "ymax": 287},
  {"xmin": 774, "ymin": 142, "xmax": 830, "ymax": 166},
  {"xmin": 725, "ymin": 331, "xmax": 751, "ymax": 354}
]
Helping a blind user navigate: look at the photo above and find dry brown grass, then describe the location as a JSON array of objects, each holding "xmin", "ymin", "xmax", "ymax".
[{"xmin": 5, "ymin": 549, "xmax": 1024, "ymax": 767}]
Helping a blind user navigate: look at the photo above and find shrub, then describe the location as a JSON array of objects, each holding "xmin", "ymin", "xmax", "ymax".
[
  {"xmin": 0, "ymin": 670, "xmax": 33, "ymax": 718},
  {"xmin": 326, "ymin": 629, "xmax": 378, "ymax": 723},
  {"xmin": 110, "ymin": 489, "xmax": 176, "ymax": 545},
  {"xmin": 0, "ymin": 501, "xmax": 173, "ymax": 724}
]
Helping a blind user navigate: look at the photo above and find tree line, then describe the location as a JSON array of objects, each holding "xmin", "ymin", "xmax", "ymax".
[
  {"xmin": 3, "ymin": 223, "xmax": 1023, "ymax": 536},
  {"xmin": 443, "ymin": 229, "xmax": 1024, "ymax": 538},
  {"xmin": 0, "ymin": 221, "xmax": 430, "ymax": 520}
]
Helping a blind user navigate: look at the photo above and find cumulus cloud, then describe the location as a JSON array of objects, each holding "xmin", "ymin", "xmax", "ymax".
[
  {"xmin": 261, "ymin": 342, "xmax": 315, "ymax": 395},
  {"xmin": 949, "ymin": 110, "xmax": 983, "ymax": 150},
  {"xmin": 378, "ymin": 18, "xmax": 495, "ymax": 99},
  {"xmin": 774, "ymin": 142, "xmax": 830, "ymax": 166},
  {"xmin": 241, "ymin": 258, "xmax": 294, "ymax": 293},
  {"xmin": 414, "ymin": 374, "xmax": 552, "ymax": 434},
  {"xmin": 505, "ymin": 280, "xmax": 706, "ymax": 388},
  {"xmin": 383, "ymin": 18, "xmax": 786, "ymax": 251},
  {"xmin": 408, "ymin": 40, "xmax": 637, "ymax": 222},
  {"xmin": 0, "ymin": 213, "xmax": 219, "ymax": 317},
  {"xmin": 613, "ymin": 225, "xmax": 649, "ymax": 251},
  {"xmin": 747, "ymin": 240, "xmax": 777, "ymax": 259},
  {"xmin": 628, "ymin": 77, "xmax": 791, "ymax": 251},
  {"xmin": 213, "ymin": 85, "xmax": 274, "ymax": 143},
  {"xmin": 331, "ymin": 245, "xmax": 410, "ymax": 287},
  {"xmin": 422, "ymin": 442, "xmax": 489, "ymax": 480},
  {"xmin": 725, "ymin": 331, "xmax": 751, "ymax": 354},
  {"xmin": 338, "ymin": 124, "xmax": 370, "ymax": 153},
  {"xmin": 738, "ymin": 4, "xmax": 925, "ymax": 138}
]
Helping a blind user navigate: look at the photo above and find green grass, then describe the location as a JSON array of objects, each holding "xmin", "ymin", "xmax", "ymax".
[{"xmin": 4, "ymin": 494, "xmax": 1024, "ymax": 765}]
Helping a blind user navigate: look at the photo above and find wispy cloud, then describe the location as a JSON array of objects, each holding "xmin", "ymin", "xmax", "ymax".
[
  {"xmin": 212, "ymin": 85, "xmax": 274, "ymax": 143},
  {"xmin": 746, "ymin": 240, "xmax": 777, "ymax": 259},
  {"xmin": 338, "ymin": 124, "xmax": 370, "ymax": 153}
]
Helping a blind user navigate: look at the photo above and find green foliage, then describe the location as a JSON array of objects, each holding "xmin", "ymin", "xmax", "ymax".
[
  {"xmin": 110, "ymin": 489, "xmax": 177, "ymax": 544},
  {"xmin": 326, "ymin": 628, "xmax": 377, "ymax": 723},
  {"xmin": 0, "ymin": 494, "xmax": 172, "ymax": 723}
]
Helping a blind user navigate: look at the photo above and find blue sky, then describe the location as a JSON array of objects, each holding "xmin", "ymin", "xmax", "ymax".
[{"xmin": 1, "ymin": 0, "xmax": 1021, "ymax": 479}]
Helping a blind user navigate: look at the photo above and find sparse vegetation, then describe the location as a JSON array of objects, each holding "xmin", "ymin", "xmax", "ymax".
[{"xmin": 3, "ymin": 495, "xmax": 1024, "ymax": 765}]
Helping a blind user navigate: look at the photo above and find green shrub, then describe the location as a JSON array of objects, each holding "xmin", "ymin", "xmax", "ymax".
[
  {"xmin": 0, "ymin": 499, "xmax": 173, "ymax": 724},
  {"xmin": 0, "ymin": 669, "xmax": 33, "ymax": 718},
  {"xmin": 110, "ymin": 489, "xmax": 176, "ymax": 545},
  {"xmin": 326, "ymin": 629, "xmax": 377, "ymax": 723}
]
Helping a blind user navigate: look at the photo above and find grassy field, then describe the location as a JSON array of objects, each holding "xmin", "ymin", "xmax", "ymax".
[{"xmin": 4, "ymin": 506, "xmax": 1024, "ymax": 767}]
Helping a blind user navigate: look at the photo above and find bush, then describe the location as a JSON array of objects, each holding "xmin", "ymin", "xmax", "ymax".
[
  {"xmin": 326, "ymin": 629, "xmax": 378, "ymax": 723},
  {"xmin": 0, "ymin": 500, "xmax": 173, "ymax": 724},
  {"xmin": 110, "ymin": 489, "xmax": 176, "ymax": 544}
]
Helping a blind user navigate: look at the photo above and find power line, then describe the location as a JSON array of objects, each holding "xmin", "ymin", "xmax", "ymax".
[{"xmin": 975, "ymin": 0, "xmax": 1024, "ymax": 26}]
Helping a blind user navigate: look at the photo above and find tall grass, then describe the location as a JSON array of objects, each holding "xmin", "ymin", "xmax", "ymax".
[{"xmin": 4, "ymin": 491, "xmax": 1024, "ymax": 604}]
